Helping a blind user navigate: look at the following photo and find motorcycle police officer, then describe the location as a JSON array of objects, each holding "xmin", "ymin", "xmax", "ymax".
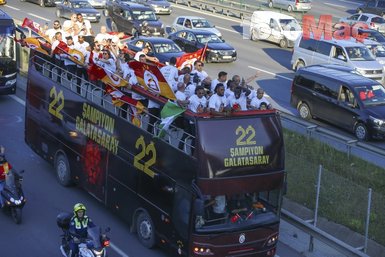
[
  {"xmin": 0, "ymin": 146, "xmax": 12, "ymax": 207},
  {"xmin": 69, "ymin": 203, "xmax": 95, "ymax": 257}
]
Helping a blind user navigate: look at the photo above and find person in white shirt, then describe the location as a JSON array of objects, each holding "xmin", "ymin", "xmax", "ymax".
[
  {"xmin": 210, "ymin": 71, "xmax": 228, "ymax": 93},
  {"xmin": 62, "ymin": 36, "xmax": 76, "ymax": 83},
  {"xmin": 74, "ymin": 35, "xmax": 90, "ymax": 54},
  {"xmin": 76, "ymin": 13, "xmax": 93, "ymax": 36},
  {"xmin": 94, "ymin": 49, "xmax": 116, "ymax": 72},
  {"xmin": 62, "ymin": 14, "xmax": 78, "ymax": 38},
  {"xmin": 190, "ymin": 60, "xmax": 209, "ymax": 84},
  {"xmin": 134, "ymin": 46, "xmax": 159, "ymax": 63},
  {"xmin": 45, "ymin": 20, "xmax": 64, "ymax": 43},
  {"xmin": 188, "ymin": 86, "xmax": 207, "ymax": 113},
  {"xmin": 183, "ymin": 74, "xmax": 196, "ymax": 98},
  {"xmin": 160, "ymin": 57, "xmax": 179, "ymax": 92},
  {"xmin": 250, "ymin": 88, "xmax": 273, "ymax": 110},
  {"xmin": 175, "ymin": 82, "xmax": 189, "ymax": 108},
  {"xmin": 208, "ymin": 83, "xmax": 229, "ymax": 116},
  {"xmin": 228, "ymin": 86, "xmax": 251, "ymax": 111},
  {"xmin": 94, "ymin": 26, "xmax": 112, "ymax": 46}
]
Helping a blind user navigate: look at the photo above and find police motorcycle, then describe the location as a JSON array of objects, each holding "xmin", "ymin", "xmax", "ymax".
[
  {"xmin": 57, "ymin": 212, "xmax": 111, "ymax": 257},
  {"xmin": 1, "ymin": 169, "xmax": 26, "ymax": 224}
]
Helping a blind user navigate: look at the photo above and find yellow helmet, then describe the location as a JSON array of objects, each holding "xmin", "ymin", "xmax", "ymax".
[{"xmin": 73, "ymin": 203, "xmax": 86, "ymax": 215}]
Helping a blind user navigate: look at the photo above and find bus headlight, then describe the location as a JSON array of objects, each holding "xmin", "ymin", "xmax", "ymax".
[
  {"xmin": 265, "ymin": 234, "xmax": 278, "ymax": 247},
  {"xmin": 193, "ymin": 246, "xmax": 213, "ymax": 255}
]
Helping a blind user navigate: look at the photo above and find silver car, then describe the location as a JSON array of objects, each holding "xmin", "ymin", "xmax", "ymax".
[
  {"xmin": 87, "ymin": 0, "xmax": 106, "ymax": 8},
  {"xmin": 267, "ymin": 0, "xmax": 311, "ymax": 12},
  {"xmin": 171, "ymin": 16, "xmax": 222, "ymax": 38},
  {"xmin": 339, "ymin": 13, "xmax": 385, "ymax": 34}
]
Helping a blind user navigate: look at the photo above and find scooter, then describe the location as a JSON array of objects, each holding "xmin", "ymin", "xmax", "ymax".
[
  {"xmin": 1, "ymin": 169, "xmax": 26, "ymax": 224},
  {"xmin": 57, "ymin": 212, "xmax": 110, "ymax": 257}
]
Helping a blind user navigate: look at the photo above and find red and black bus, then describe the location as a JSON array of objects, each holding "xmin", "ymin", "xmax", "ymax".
[{"xmin": 25, "ymin": 53, "xmax": 285, "ymax": 257}]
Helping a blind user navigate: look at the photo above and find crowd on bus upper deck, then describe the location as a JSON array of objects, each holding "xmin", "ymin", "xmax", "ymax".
[{"xmin": 37, "ymin": 16, "xmax": 273, "ymax": 117}]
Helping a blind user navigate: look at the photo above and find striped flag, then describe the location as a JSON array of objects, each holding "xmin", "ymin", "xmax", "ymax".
[
  {"xmin": 129, "ymin": 61, "xmax": 176, "ymax": 100},
  {"xmin": 157, "ymin": 101, "xmax": 185, "ymax": 138}
]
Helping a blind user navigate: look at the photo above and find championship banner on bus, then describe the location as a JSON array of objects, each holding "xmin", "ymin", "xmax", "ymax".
[
  {"xmin": 129, "ymin": 61, "xmax": 176, "ymax": 101},
  {"xmin": 175, "ymin": 43, "xmax": 208, "ymax": 70}
]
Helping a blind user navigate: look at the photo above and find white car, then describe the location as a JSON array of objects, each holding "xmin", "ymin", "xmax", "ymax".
[
  {"xmin": 339, "ymin": 13, "xmax": 385, "ymax": 34},
  {"xmin": 171, "ymin": 16, "xmax": 222, "ymax": 38},
  {"xmin": 87, "ymin": 0, "xmax": 106, "ymax": 8}
]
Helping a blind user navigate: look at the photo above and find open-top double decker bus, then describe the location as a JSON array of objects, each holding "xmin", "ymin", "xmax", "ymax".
[{"xmin": 25, "ymin": 52, "xmax": 285, "ymax": 257}]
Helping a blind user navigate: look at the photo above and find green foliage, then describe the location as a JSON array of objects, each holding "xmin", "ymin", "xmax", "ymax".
[{"xmin": 284, "ymin": 129, "xmax": 385, "ymax": 246}]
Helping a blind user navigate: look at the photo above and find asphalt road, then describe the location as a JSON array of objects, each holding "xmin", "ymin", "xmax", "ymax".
[{"xmin": 0, "ymin": 0, "xmax": 377, "ymax": 256}]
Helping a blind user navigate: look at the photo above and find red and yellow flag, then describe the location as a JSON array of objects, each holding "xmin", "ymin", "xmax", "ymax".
[
  {"xmin": 23, "ymin": 37, "xmax": 49, "ymax": 55},
  {"xmin": 175, "ymin": 44, "xmax": 208, "ymax": 69},
  {"xmin": 68, "ymin": 49, "xmax": 85, "ymax": 66},
  {"xmin": 129, "ymin": 61, "xmax": 176, "ymax": 101}
]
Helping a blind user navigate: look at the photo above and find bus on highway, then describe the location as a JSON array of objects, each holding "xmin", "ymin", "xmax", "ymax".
[
  {"xmin": 25, "ymin": 52, "xmax": 286, "ymax": 257},
  {"xmin": 0, "ymin": 9, "xmax": 17, "ymax": 95}
]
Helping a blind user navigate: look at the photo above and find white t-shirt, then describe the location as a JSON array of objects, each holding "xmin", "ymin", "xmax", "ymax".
[
  {"xmin": 184, "ymin": 82, "xmax": 196, "ymax": 98},
  {"xmin": 74, "ymin": 41, "xmax": 90, "ymax": 53},
  {"xmin": 250, "ymin": 96, "xmax": 270, "ymax": 109},
  {"xmin": 208, "ymin": 94, "xmax": 227, "ymax": 112},
  {"xmin": 160, "ymin": 65, "xmax": 179, "ymax": 91},
  {"xmin": 190, "ymin": 69, "xmax": 208, "ymax": 82},
  {"xmin": 188, "ymin": 94, "xmax": 207, "ymax": 113},
  {"xmin": 76, "ymin": 20, "xmax": 92, "ymax": 36},
  {"xmin": 62, "ymin": 20, "xmax": 74, "ymax": 38},
  {"xmin": 225, "ymin": 88, "xmax": 234, "ymax": 98},
  {"xmin": 120, "ymin": 62, "xmax": 138, "ymax": 85},
  {"xmin": 175, "ymin": 90, "xmax": 187, "ymax": 101},
  {"xmin": 94, "ymin": 33, "xmax": 112, "ymax": 44},
  {"xmin": 228, "ymin": 94, "xmax": 248, "ymax": 110},
  {"xmin": 95, "ymin": 58, "xmax": 116, "ymax": 73},
  {"xmin": 45, "ymin": 28, "xmax": 64, "ymax": 42}
]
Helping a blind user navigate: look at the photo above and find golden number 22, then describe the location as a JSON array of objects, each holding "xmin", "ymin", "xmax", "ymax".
[
  {"xmin": 134, "ymin": 136, "xmax": 156, "ymax": 178},
  {"xmin": 236, "ymin": 125, "xmax": 256, "ymax": 146},
  {"xmin": 48, "ymin": 87, "xmax": 64, "ymax": 120}
]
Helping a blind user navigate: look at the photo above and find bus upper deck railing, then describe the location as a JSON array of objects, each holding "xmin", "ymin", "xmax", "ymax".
[{"xmin": 30, "ymin": 54, "xmax": 197, "ymax": 154}]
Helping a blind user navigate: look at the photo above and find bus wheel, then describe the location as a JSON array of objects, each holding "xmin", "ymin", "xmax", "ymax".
[
  {"xmin": 55, "ymin": 153, "xmax": 72, "ymax": 187},
  {"xmin": 136, "ymin": 211, "xmax": 156, "ymax": 248}
]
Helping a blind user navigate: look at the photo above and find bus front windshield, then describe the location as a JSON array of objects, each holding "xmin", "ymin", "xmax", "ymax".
[
  {"xmin": 0, "ymin": 34, "xmax": 15, "ymax": 60},
  {"xmin": 194, "ymin": 190, "xmax": 280, "ymax": 233}
]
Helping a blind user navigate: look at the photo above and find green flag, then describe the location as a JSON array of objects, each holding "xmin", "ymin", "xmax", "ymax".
[{"xmin": 157, "ymin": 101, "xmax": 185, "ymax": 138}]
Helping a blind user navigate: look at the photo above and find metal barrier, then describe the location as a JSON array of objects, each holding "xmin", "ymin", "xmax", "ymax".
[{"xmin": 281, "ymin": 208, "xmax": 370, "ymax": 257}]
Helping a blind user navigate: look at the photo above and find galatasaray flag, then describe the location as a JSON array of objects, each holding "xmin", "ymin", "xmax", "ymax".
[
  {"xmin": 175, "ymin": 44, "xmax": 208, "ymax": 69},
  {"xmin": 129, "ymin": 61, "xmax": 176, "ymax": 101},
  {"xmin": 101, "ymin": 68, "xmax": 128, "ymax": 88},
  {"xmin": 23, "ymin": 37, "xmax": 49, "ymax": 55},
  {"xmin": 68, "ymin": 49, "xmax": 85, "ymax": 66},
  {"xmin": 22, "ymin": 17, "xmax": 41, "ymax": 34}
]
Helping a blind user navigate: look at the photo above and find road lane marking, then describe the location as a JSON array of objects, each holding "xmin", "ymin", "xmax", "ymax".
[
  {"xmin": 324, "ymin": 2, "xmax": 346, "ymax": 8},
  {"xmin": 248, "ymin": 65, "xmax": 292, "ymax": 81},
  {"xmin": 338, "ymin": 0, "xmax": 361, "ymax": 5},
  {"xmin": 110, "ymin": 242, "xmax": 130, "ymax": 257},
  {"xmin": 9, "ymin": 95, "xmax": 25, "ymax": 106},
  {"xmin": 171, "ymin": 3, "xmax": 240, "ymax": 34},
  {"xmin": 5, "ymin": 5, "xmax": 20, "ymax": 10},
  {"xmin": 27, "ymin": 13, "xmax": 51, "ymax": 21}
]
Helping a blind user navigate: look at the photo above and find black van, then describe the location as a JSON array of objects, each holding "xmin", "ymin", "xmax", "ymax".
[{"xmin": 291, "ymin": 65, "xmax": 385, "ymax": 140}]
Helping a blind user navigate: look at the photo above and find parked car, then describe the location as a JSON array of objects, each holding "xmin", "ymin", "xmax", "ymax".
[
  {"xmin": 104, "ymin": 0, "xmax": 137, "ymax": 16},
  {"xmin": 87, "ymin": 0, "xmax": 106, "ymax": 8},
  {"xmin": 339, "ymin": 13, "xmax": 385, "ymax": 34},
  {"xmin": 357, "ymin": 0, "xmax": 385, "ymax": 18},
  {"xmin": 168, "ymin": 29, "xmax": 236, "ymax": 63},
  {"xmin": 357, "ymin": 28, "xmax": 385, "ymax": 45},
  {"xmin": 291, "ymin": 35, "xmax": 384, "ymax": 84},
  {"xmin": 109, "ymin": 2, "xmax": 164, "ymax": 37},
  {"xmin": 267, "ymin": 0, "xmax": 311, "ymax": 12},
  {"xmin": 126, "ymin": 37, "xmax": 185, "ymax": 63},
  {"xmin": 137, "ymin": 0, "xmax": 171, "ymax": 14},
  {"xmin": 21, "ymin": 0, "xmax": 60, "ymax": 7},
  {"xmin": 291, "ymin": 65, "xmax": 385, "ymax": 140},
  {"xmin": 56, "ymin": 0, "xmax": 101, "ymax": 22},
  {"xmin": 250, "ymin": 11, "xmax": 302, "ymax": 48},
  {"xmin": 171, "ymin": 16, "xmax": 221, "ymax": 38}
]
